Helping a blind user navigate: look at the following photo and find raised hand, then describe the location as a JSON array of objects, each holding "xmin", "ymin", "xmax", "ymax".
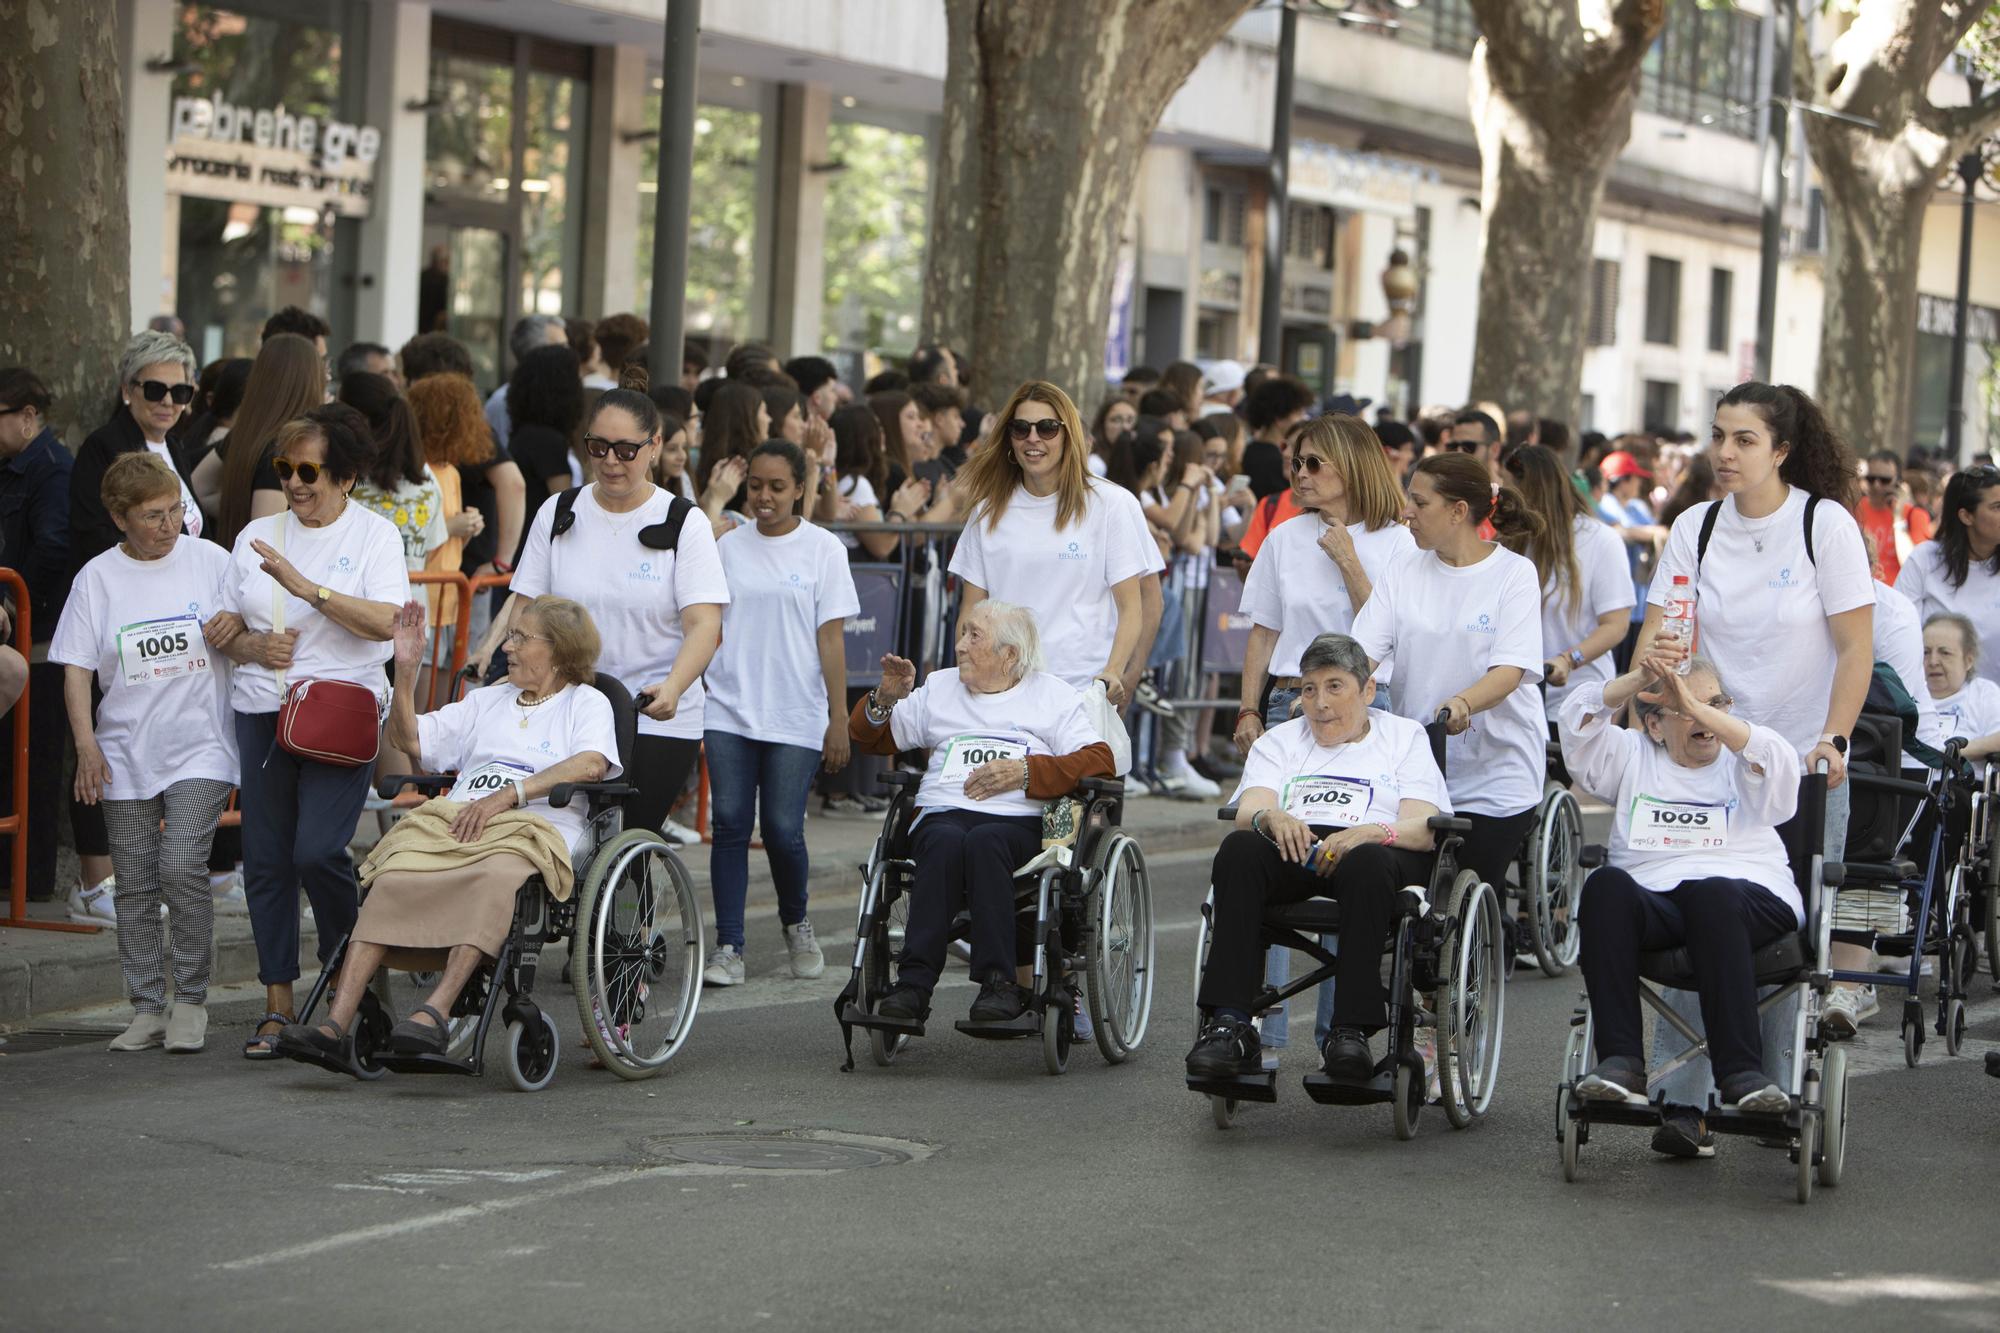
[
  {"xmin": 877, "ymin": 654, "xmax": 917, "ymax": 703},
  {"xmin": 391, "ymin": 599, "xmax": 428, "ymax": 671}
]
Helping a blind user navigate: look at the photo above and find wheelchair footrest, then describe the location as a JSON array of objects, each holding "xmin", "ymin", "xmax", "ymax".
[
  {"xmin": 1301, "ymin": 1068, "xmax": 1396, "ymax": 1106},
  {"xmin": 840, "ymin": 1002, "xmax": 926, "ymax": 1039},
  {"xmin": 954, "ymin": 1012, "xmax": 1041, "ymax": 1040},
  {"xmin": 369, "ymin": 1050, "xmax": 481, "ymax": 1076},
  {"xmin": 1186, "ymin": 1066, "xmax": 1279, "ymax": 1103},
  {"xmin": 279, "ymin": 1041, "xmax": 372, "ymax": 1081}
]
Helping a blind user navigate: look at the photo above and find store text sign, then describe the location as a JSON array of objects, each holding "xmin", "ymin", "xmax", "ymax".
[{"xmin": 166, "ymin": 95, "xmax": 379, "ymax": 218}]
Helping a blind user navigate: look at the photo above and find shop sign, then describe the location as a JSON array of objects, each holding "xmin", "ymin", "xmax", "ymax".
[
  {"xmin": 166, "ymin": 94, "xmax": 379, "ymax": 218},
  {"xmin": 1918, "ymin": 293, "xmax": 1999, "ymax": 344},
  {"xmin": 1288, "ymin": 142, "xmax": 1433, "ymax": 220}
]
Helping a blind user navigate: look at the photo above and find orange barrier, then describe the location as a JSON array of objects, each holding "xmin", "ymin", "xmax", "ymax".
[
  {"xmin": 0, "ymin": 569, "xmax": 100, "ymax": 933},
  {"xmin": 409, "ymin": 570, "xmax": 475, "ymax": 711}
]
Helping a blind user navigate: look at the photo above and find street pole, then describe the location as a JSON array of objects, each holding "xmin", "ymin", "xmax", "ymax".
[
  {"xmin": 1945, "ymin": 73, "xmax": 1984, "ymax": 464},
  {"xmin": 1260, "ymin": 2, "xmax": 1296, "ymax": 371},
  {"xmin": 649, "ymin": 0, "xmax": 702, "ymax": 372},
  {"xmin": 1753, "ymin": 0, "xmax": 1793, "ymax": 383}
]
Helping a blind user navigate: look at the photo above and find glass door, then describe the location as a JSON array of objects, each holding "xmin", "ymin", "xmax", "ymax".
[{"xmin": 422, "ymin": 221, "xmax": 508, "ymax": 392}]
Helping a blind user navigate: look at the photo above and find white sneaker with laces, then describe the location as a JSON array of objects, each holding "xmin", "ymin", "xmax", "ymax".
[
  {"xmin": 784, "ymin": 920, "xmax": 825, "ymax": 979},
  {"xmin": 702, "ymin": 946, "xmax": 745, "ymax": 987},
  {"xmin": 68, "ymin": 879, "xmax": 118, "ymax": 927},
  {"xmin": 1821, "ymin": 985, "xmax": 1865, "ymax": 1039},
  {"xmin": 660, "ymin": 817, "xmax": 700, "ymax": 846}
]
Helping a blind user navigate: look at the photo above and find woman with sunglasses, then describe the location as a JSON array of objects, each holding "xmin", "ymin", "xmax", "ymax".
[
  {"xmin": 207, "ymin": 403, "xmax": 409, "ymax": 1059},
  {"xmin": 948, "ymin": 381, "xmax": 1162, "ymax": 708},
  {"xmin": 71, "ymin": 329, "xmax": 206, "ymax": 571},
  {"xmin": 49, "ymin": 453, "xmax": 238, "ymax": 1052},
  {"xmin": 1896, "ymin": 464, "xmax": 2000, "ymax": 689},
  {"xmin": 498, "ymin": 369, "xmax": 729, "ymax": 840}
]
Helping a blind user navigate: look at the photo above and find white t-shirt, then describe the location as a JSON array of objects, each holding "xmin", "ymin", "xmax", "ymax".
[
  {"xmin": 49, "ymin": 538, "xmax": 238, "ymax": 800},
  {"xmin": 706, "ymin": 521, "xmax": 861, "ymax": 751},
  {"xmin": 1871, "ymin": 578, "xmax": 1946, "ymax": 759},
  {"xmin": 1238, "ymin": 513, "xmax": 1416, "ymax": 677},
  {"xmin": 1650, "ymin": 489, "xmax": 1875, "ymax": 756},
  {"xmin": 222, "ymin": 504, "xmax": 411, "ymax": 714},
  {"xmin": 1558, "ymin": 682, "xmax": 1802, "ymax": 922},
  {"xmin": 1896, "ymin": 540, "xmax": 2000, "ymax": 688},
  {"xmin": 1350, "ymin": 544, "xmax": 1546, "ymax": 816},
  {"xmin": 1231, "ymin": 711, "xmax": 1451, "ymax": 828},
  {"xmin": 889, "ymin": 667, "xmax": 1102, "ymax": 819},
  {"xmin": 1541, "ymin": 514, "xmax": 1635, "ymax": 717},
  {"xmin": 145, "ymin": 440, "xmax": 202, "ymax": 541},
  {"xmin": 949, "ymin": 477, "xmax": 1163, "ymax": 689},
  {"xmin": 1932, "ymin": 677, "xmax": 2000, "ymax": 772},
  {"xmin": 1086, "ymin": 452, "xmax": 1108, "ymax": 479},
  {"xmin": 834, "ymin": 474, "xmax": 879, "ymax": 552},
  {"xmin": 417, "ymin": 680, "xmax": 622, "ymax": 855},
  {"xmin": 510, "ymin": 485, "xmax": 731, "ymax": 741}
]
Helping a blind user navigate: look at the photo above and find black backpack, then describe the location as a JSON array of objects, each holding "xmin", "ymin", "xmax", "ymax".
[
  {"xmin": 1692, "ymin": 495, "xmax": 1821, "ymax": 576},
  {"xmin": 550, "ymin": 486, "xmax": 697, "ymax": 551}
]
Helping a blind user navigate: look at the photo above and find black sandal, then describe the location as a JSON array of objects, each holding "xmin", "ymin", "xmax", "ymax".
[
  {"xmin": 277, "ymin": 1015, "xmax": 348, "ymax": 1059},
  {"xmin": 243, "ymin": 1011, "xmax": 294, "ymax": 1061},
  {"xmin": 390, "ymin": 1004, "xmax": 450, "ymax": 1054}
]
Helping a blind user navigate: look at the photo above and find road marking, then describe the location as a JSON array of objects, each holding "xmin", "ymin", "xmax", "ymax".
[{"xmin": 374, "ymin": 1168, "xmax": 564, "ymax": 1187}]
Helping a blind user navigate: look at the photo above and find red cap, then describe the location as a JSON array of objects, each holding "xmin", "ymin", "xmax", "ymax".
[{"xmin": 1601, "ymin": 450, "xmax": 1652, "ymax": 481}]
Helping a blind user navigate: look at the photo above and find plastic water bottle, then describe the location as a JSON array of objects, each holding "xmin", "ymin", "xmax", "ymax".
[{"xmin": 1662, "ymin": 574, "xmax": 1695, "ymax": 675}]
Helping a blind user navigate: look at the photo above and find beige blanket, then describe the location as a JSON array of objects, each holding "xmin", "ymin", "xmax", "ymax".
[{"xmin": 359, "ymin": 799, "xmax": 577, "ymax": 902}]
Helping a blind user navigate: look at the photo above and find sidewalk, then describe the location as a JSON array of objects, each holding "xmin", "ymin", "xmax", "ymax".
[{"xmin": 0, "ymin": 791, "xmax": 1226, "ymax": 1022}]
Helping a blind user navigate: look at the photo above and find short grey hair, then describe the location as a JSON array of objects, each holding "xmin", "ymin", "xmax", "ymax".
[
  {"xmin": 1926, "ymin": 611, "xmax": 1980, "ymax": 669},
  {"xmin": 119, "ymin": 329, "xmax": 196, "ymax": 389},
  {"xmin": 510, "ymin": 314, "xmax": 567, "ymax": 364},
  {"xmin": 1298, "ymin": 632, "xmax": 1371, "ymax": 686},
  {"xmin": 1636, "ymin": 657, "xmax": 1724, "ymax": 734},
  {"xmin": 969, "ymin": 600, "xmax": 1045, "ymax": 683}
]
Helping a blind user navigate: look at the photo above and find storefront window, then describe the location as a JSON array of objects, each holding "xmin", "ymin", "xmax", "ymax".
[
  {"xmin": 635, "ymin": 99, "xmax": 762, "ymax": 356},
  {"xmin": 820, "ymin": 120, "xmax": 929, "ymax": 359},
  {"xmin": 521, "ymin": 72, "xmax": 588, "ymax": 317},
  {"xmin": 426, "ymin": 54, "xmax": 514, "ymax": 210}
]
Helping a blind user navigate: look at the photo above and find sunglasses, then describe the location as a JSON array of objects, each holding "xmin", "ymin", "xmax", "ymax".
[
  {"xmin": 271, "ymin": 458, "xmax": 324, "ymax": 485},
  {"xmin": 1864, "ymin": 476, "xmax": 1898, "ymax": 486},
  {"xmin": 583, "ymin": 434, "xmax": 650, "ymax": 461},
  {"xmin": 1007, "ymin": 418, "xmax": 1064, "ymax": 442},
  {"xmin": 132, "ymin": 379, "xmax": 195, "ymax": 405},
  {"xmin": 1448, "ymin": 440, "xmax": 1481, "ymax": 454},
  {"xmin": 1290, "ymin": 454, "xmax": 1326, "ymax": 475}
]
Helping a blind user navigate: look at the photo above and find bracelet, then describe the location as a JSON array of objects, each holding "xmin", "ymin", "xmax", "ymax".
[
  {"xmin": 1375, "ymin": 822, "xmax": 1397, "ymax": 847},
  {"xmin": 1237, "ymin": 708, "xmax": 1260, "ymax": 723},
  {"xmin": 490, "ymin": 559, "xmax": 513, "ymax": 575},
  {"xmin": 864, "ymin": 689, "xmax": 893, "ymax": 723},
  {"xmin": 1019, "ymin": 758, "xmax": 1033, "ymax": 794},
  {"xmin": 1250, "ymin": 808, "xmax": 1271, "ymax": 839},
  {"xmin": 510, "ymin": 779, "xmax": 528, "ymax": 809}
]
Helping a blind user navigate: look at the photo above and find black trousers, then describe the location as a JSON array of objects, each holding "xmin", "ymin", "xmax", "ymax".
[
  {"xmin": 898, "ymin": 809, "xmax": 1041, "ymax": 993},
  {"xmin": 1579, "ymin": 866, "xmax": 1799, "ymax": 1081},
  {"xmin": 15, "ymin": 662, "xmax": 109, "ymax": 899},
  {"xmin": 1198, "ymin": 830, "xmax": 1434, "ymax": 1031},
  {"xmin": 623, "ymin": 734, "xmax": 701, "ymax": 837},
  {"xmin": 1455, "ymin": 806, "xmax": 1539, "ymax": 901}
]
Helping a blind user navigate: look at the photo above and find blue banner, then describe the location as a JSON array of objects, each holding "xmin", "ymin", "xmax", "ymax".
[
  {"xmin": 844, "ymin": 563, "xmax": 905, "ymax": 686},
  {"xmin": 1200, "ymin": 569, "xmax": 1252, "ymax": 675}
]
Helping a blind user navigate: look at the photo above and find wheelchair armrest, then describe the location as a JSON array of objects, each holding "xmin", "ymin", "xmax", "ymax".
[
  {"xmin": 1579, "ymin": 844, "xmax": 1607, "ymax": 870},
  {"xmin": 376, "ymin": 772, "xmax": 454, "ymax": 800},
  {"xmin": 875, "ymin": 770, "xmax": 922, "ymax": 793},
  {"xmin": 1427, "ymin": 815, "xmax": 1472, "ymax": 835},
  {"xmin": 1819, "ymin": 861, "xmax": 1846, "ymax": 889},
  {"xmin": 1076, "ymin": 776, "xmax": 1125, "ymax": 798},
  {"xmin": 1846, "ymin": 771, "xmax": 1936, "ymax": 801},
  {"xmin": 547, "ymin": 781, "xmax": 638, "ymax": 809},
  {"xmin": 1218, "ymin": 804, "xmax": 1239, "ymax": 821},
  {"xmin": 1837, "ymin": 858, "xmax": 1917, "ymax": 883}
]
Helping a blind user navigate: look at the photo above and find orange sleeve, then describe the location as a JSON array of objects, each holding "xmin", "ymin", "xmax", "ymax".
[
  {"xmin": 1906, "ymin": 504, "xmax": 1934, "ymax": 546},
  {"xmin": 848, "ymin": 693, "xmax": 902, "ymax": 757},
  {"xmin": 1024, "ymin": 742, "xmax": 1115, "ymax": 800}
]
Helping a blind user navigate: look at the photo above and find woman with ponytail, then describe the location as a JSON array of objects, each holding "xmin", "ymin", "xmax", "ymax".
[
  {"xmin": 1351, "ymin": 451, "xmax": 1549, "ymax": 895},
  {"xmin": 1502, "ymin": 444, "xmax": 1633, "ymax": 719}
]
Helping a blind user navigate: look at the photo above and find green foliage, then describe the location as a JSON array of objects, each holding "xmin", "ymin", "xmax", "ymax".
[
  {"xmin": 820, "ymin": 122, "xmax": 930, "ymax": 356},
  {"xmin": 636, "ymin": 99, "xmax": 761, "ymax": 343}
]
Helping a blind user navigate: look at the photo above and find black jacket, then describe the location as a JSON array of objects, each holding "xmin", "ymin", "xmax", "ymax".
[
  {"xmin": 0, "ymin": 427, "xmax": 73, "ymax": 641},
  {"xmin": 70, "ymin": 407, "xmax": 201, "ymax": 575}
]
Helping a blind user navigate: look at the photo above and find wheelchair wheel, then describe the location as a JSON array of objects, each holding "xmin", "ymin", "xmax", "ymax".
[
  {"xmin": 1794, "ymin": 1108, "xmax": 1816, "ymax": 1205},
  {"xmin": 864, "ymin": 899, "xmax": 904, "ymax": 1067},
  {"xmin": 1983, "ymin": 834, "xmax": 1999, "ymax": 981},
  {"xmin": 571, "ymin": 830, "xmax": 704, "ymax": 1081},
  {"xmin": 504, "ymin": 1009, "xmax": 560, "ymax": 1093},
  {"xmin": 1085, "ymin": 833, "xmax": 1155, "ymax": 1063},
  {"xmin": 351, "ymin": 990, "xmax": 393, "ymax": 1081},
  {"xmin": 1041, "ymin": 991, "xmax": 1072, "ymax": 1075},
  {"xmin": 1531, "ymin": 789, "xmax": 1584, "ymax": 977},
  {"xmin": 1943, "ymin": 998, "xmax": 1966, "ymax": 1056},
  {"xmin": 1391, "ymin": 1060, "xmax": 1421, "ymax": 1141},
  {"xmin": 1817, "ymin": 1046, "xmax": 1847, "ymax": 1187},
  {"xmin": 1441, "ymin": 875, "xmax": 1506, "ymax": 1127},
  {"xmin": 1210, "ymin": 1094, "xmax": 1238, "ymax": 1129}
]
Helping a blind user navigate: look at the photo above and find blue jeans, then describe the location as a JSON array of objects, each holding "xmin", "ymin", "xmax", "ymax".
[
  {"xmin": 1255, "ymin": 687, "xmax": 1333, "ymax": 1048},
  {"xmin": 704, "ymin": 729, "xmax": 821, "ymax": 951}
]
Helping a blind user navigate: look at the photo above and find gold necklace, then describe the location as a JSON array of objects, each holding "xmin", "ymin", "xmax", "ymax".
[{"xmin": 514, "ymin": 690, "xmax": 552, "ymax": 728}]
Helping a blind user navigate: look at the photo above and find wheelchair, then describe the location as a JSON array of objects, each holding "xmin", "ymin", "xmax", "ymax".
[
  {"xmin": 834, "ymin": 772, "xmax": 1156, "ymax": 1075},
  {"xmin": 1972, "ymin": 764, "xmax": 1999, "ymax": 982},
  {"xmin": 1555, "ymin": 766, "xmax": 1850, "ymax": 1204},
  {"xmin": 1502, "ymin": 738, "xmax": 1586, "ymax": 978},
  {"xmin": 287, "ymin": 674, "xmax": 706, "ymax": 1090}
]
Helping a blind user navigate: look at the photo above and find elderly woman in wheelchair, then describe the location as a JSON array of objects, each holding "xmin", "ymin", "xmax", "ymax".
[
  {"xmin": 848, "ymin": 600, "xmax": 1114, "ymax": 1027},
  {"xmin": 1560, "ymin": 644, "xmax": 1803, "ymax": 1144},
  {"xmin": 279, "ymin": 595, "xmax": 620, "ymax": 1071},
  {"xmin": 1187, "ymin": 633, "xmax": 1450, "ymax": 1084}
]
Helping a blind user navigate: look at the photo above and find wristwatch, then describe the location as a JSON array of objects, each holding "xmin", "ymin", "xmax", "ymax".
[
  {"xmin": 1819, "ymin": 732, "xmax": 1849, "ymax": 756},
  {"xmin": 315, "ymin": 585, "xmax": 332, "ymax": 603},
  {"xmin": 1567, "ymin": 649, "xmax": 1585, "ymax": 669}
]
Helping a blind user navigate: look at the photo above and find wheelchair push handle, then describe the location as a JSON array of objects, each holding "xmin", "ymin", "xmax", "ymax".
[
  {"xmin": 547, "ymin": 780, "xmax": 638, "ymax": 809},
  {"xmin": 374, "ymin": 772, "xmax": 455, "ymax": 800}
]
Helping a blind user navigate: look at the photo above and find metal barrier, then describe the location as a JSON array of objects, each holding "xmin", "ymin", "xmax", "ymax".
[
  {"xmin": 410, "ymin": 570, "xmax": 476, "ymax": 711},
  {"xmin": 821, "ymin": 521, "xmax": 964, "ymax": 674},
  {"xmin": 0, "ymin": 568, "xmax": 99, "ymax": 933}
]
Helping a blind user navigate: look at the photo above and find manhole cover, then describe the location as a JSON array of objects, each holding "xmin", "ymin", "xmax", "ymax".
[
  {"xmin": 0, "ymin": 1027, "xmax": 123, "ymax": 1055},
  {"xmin": 640, "ymin": 1130, "xmax": 923, "ymax": 1173}
]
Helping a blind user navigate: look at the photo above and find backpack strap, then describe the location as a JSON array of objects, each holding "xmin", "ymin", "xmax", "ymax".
[
  {"xmin": 638, "ymin": 495, "xmax": 698, "ymax": 551},
  {"xmin": 550, "ymin": 486, "xmax": 583, "ymax": 538},
  {"xmin": 1803, "ymin": 494, "xmax": 1820, "ymax": 568},
  {"xmin": 1692, "ymin": 500, "xmax": 1722, "ymax": 580}
]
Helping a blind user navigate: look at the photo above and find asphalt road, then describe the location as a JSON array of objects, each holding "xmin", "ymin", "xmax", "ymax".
[{"xmin": 5, "ymin": 848, "xmax": 1999, "ymax": 1332}]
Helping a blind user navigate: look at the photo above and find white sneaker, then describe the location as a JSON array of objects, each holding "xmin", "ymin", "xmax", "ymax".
[
  {"xmin": 68, "ymin": 879, "xmax": 118, "ymax": 927},
  {"xmin": 784, "ymin": 920, "xmax": 825, "ymax": 979},
  {"xmin": 1149, "ymin": 769, "xmax": 1188, "ymax": 796},
  {"xmin": 1123, "ymin": 774, "xmax": 1153, "ymax": 798},
  {"xmin": 660, "ymin": 817, "xmax": 700, "ymax": 846},
  {"xmin": 702, "ymin": 946, "xmax": 745, "ymax": 987},
  {"xmin": 1164, "ymin": 763, "xmax": 1221, "ymax": 800},
  {"xmin": 163, "ymin": 1003, "xmax": 208, "ymax": 1053},
  {"xmin": 1821, "ymin": 985, "xmax": 1870, "ymax": 1039},
  {"xmin": 109, "ymin": 1012, "xmax": 167, "ymax": 1051}
]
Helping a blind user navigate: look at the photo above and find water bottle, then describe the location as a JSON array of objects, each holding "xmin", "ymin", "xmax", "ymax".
[{"xmin": 1662, "ymin": 574, "xmax": 1695, "ymax": 675}]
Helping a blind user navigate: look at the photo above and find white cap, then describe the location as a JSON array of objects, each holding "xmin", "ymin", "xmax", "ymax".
[{"xmin": 1201, "ymin": 359, "xmax": 1246, "ymax": 396}]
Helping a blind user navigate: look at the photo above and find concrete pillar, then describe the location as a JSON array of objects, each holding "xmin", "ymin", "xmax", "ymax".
[
  {"xmin": 118, "ymin": 0, "xmax": 175, "ymax": 333},
  {"xmin": 762, "ymin": 82, "xmax": 831, "ymax": 357},
  {"xmin": 580, "ymin": 43, "xmax": 647, "ymax": 318},
  {"xmin": 353, "ymin": 0, "xmax": 432, "ymax": 349}
]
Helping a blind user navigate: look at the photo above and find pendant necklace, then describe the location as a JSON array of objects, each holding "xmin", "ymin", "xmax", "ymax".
[{"xmin": 514, "ymin": 691, "xmax": 550, "ymax": 728}]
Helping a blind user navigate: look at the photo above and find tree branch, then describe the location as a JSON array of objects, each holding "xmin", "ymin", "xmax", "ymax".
[{"xmin": 1920, "ymin": 88, "xmax": 2000, "ymax": 148}]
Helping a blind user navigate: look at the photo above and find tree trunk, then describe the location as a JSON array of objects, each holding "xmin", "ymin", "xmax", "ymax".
[
  {"xmin": 1465, "ymin": 1, "xmax": 1663, "ymax": 425},
  {"xmin": 922, "ymin": 0, "xmax": 1253, "ymax": 402},
  {"xmin": 0, "ymin": 0, "xmax": 130, "ymax": 447}
]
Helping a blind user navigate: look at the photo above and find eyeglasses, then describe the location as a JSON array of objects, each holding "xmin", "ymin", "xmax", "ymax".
[
  {"xmin": 502, "ymin": 629, "xmax": 552, "ymax": 648},
  {"xmin": 1864, "ymin": 475, "xmax": 1898, "ymax": 486},
  {"xmin": 272, "ymin": 458, "xmax": 323, "ymax": 486},
  {"xmin": 1007, "ymin": 418, "xmax": 1064, "ymax": 442},
  {"xmin": 583, "ymin": 434, "xmax": 651, "ymax": 461},
  {"xmin": 132, "ymin": 379, "xmax": 195, "ymax": 405},
  {"xmin": 130, "ymin": 501, "xmax": 187, "ymax": 530},
  {"xmin": 1290, "ymin": 454, "xmax": 1326, "ymax": 475}
]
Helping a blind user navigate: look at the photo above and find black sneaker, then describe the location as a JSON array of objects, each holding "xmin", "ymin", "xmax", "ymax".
[
  {"xmin": 1717, "ymin": 1069, "xmax": 1788, "ymax": 1113},
  {"xmin": 1576, "ymin": 1055, "xmax": 1648, "ymax": 1103},
  {"xmin": 1185, "ymin": 1017, "xmax": 1261, "ymax": 1078},
  {"xmin": 1320, "ymin": 1026, "xmax": 1374, "ymax": 1081},
  {"xmin": 1649, "ymin": 1107, "xmax": 1716, "ymax": 1159},
  {"xmin": 968, "ymin": 977, "xmax": 1029, "ymax": 1022},
  {"xmin": 875, "ymin": 985, "xmax": 928, "ymax": 1022}
]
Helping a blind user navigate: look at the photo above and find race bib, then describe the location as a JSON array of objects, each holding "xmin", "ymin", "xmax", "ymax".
[
  {"xmin": 938, "ymin": 733, "xmax": 1029, "ymax": 788},
  {"xmin": 1627, "ymin": 795, "xmax": 1729, "ymax": 851},
  {"xmin": 448, "ymin": 759, "xmax": 535, "ymax": 806},
  {"xmin": 1282, "ymin": 774, "xmax": 1372, "ymax": 826},
  {"xmin": 115, "ymin": 613, "xmax": 210, "ymax": 687}
]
